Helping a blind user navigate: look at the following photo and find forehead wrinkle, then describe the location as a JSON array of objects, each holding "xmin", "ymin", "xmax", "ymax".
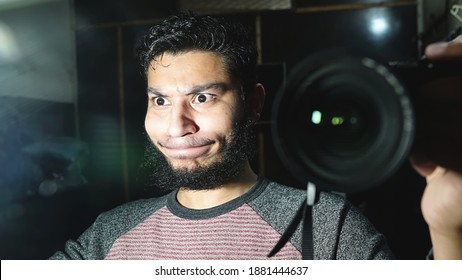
[
  {"xmin": 147, "ymin": 51, "xmax": 236, "ymax": 96},
  {"xmin": 146, "ymin": 86, "xmax": 166, "ymax": 97}
]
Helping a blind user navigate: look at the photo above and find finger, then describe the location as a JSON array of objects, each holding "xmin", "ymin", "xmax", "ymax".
[
  {"xmin": 425, "ymin": 35, "xmax": 462, "ymax": 60},
  {"xmin": 409, "ymin": 154, "xmax": 438, "ymax": 177}
]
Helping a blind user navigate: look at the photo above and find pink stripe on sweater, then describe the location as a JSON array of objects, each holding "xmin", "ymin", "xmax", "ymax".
[{"xmin": 105, "ymin": 204, "xmax": 301, "ymax": 260}]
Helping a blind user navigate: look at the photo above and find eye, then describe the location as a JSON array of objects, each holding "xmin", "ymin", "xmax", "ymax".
[
  {"xmin": 193, "ymin": 93, "xmax": 214, "ymax": 104},
  {"xmin": 151, "ymin": 96, "xmax": 170, "ymax": 106}
]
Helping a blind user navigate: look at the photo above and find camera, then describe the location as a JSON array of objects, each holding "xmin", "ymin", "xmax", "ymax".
[{"xmin": 271, "ymin": 48, "xmax": 462, "ymax": 193}]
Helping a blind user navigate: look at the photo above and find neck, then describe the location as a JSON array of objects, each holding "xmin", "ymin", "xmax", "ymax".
[{"xmin": 176, "ymin": 162, "xmax": 258, "ymax": 209}]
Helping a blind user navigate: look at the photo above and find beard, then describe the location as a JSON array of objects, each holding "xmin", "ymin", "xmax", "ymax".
[{"xmin": 139, "ymin": 119, "xmax": 257, "ymax": 193}]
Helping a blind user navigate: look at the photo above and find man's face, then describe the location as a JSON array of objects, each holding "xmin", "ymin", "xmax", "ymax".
[{"xmin": 143, "ymin": 51, "xmax": 254, "ymax": 191}]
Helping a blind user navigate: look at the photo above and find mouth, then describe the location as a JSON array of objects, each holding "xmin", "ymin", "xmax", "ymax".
[{"xmin": 158, "ymin": 138, "xmax": 215, "ymax": 160}]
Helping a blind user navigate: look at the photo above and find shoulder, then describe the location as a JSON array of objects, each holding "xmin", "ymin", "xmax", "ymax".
[
  {"xmin": 256, "ymin": 179, "xmax": 348, "ymax": 210},
  {"xmin": 312, "ymin": 192, "xmax": 393, "ymax": 259},
  {"xmin": 96, "ymin": 194, "xmax": 169, "ymax": 225},
  {"xmin": 258, "ymin": 179, "xmax": 306, "ymax": 205},
  {"xmin": 316, "ymin": 191, "xmax": 350, "ymax": 212},
  {"xmin": 247, "ymin": 179, "xmax": 305, "ymax": 235},
  {"xmin": 248, "ymin": 179, "xmax": 306, "ymax": 218},
  {"xmin": 50, "ymin": 193, "xmax": 171, "ymax": 260}
]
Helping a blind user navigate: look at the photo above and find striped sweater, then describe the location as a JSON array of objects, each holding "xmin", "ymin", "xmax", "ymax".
[{"xmin": 50, "ymin": 177, "xmax": 393, "ymax": 259}]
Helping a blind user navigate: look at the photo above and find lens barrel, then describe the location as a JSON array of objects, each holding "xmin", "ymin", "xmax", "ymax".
[{"xmin": 272, "ymin": 49, "xmax": 415, "ymax": 192}]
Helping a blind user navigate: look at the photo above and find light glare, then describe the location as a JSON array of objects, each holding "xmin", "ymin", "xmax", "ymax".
[{"xmin": 370, "ymin": 18, "xmax": 388, "ymax": 35}]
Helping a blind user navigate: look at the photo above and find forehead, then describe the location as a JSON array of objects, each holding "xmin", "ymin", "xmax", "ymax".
[{"xmin": 147, "ymin": 51, "xmax": 231, "ymax": 84}]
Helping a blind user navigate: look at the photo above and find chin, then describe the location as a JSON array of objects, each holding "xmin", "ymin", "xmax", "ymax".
[{"xmin": 169, "ymin": 153, "xmax": 223, "ymax": 167}]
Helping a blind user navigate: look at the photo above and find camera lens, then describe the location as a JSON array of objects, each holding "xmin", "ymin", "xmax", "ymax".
[{"xmin": 272, "ymin": 50, "xmax": 415, "ymax": 192}]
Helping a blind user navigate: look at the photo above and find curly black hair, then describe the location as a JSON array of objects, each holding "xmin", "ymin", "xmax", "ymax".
[{"xmin": 137, "ymin": 13, "xmax": 258, "ymax": 96}]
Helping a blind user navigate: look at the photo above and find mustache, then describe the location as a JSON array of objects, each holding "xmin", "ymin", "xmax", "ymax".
[{"xmin": 157, "ymin": 137, "xmax": 215, "ymax": 149}]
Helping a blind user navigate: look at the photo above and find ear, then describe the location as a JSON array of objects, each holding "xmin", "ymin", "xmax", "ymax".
[{"xmin": 247, "ymin": 83, "xmax": 266, "ymax": 121}]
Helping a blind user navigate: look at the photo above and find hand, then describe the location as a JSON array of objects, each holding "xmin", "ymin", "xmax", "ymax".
[
  {"xmin": 411, "ymin": 160, "xmax": 462, "ymax": 259},
  {"xmin": 425, "ymin": 35, "xmax": 462, "ymax": 60},
  {"xmin": 410, "ymin": 35, "xmax": 462, "ymax": 259}
]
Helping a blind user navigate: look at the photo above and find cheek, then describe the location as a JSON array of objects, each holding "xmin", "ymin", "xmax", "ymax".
[
  {"xmin": 201, "ymin": 110, "xmax": 235, "ymax": 132},
  {"xmin": 144, "ymin": 115, "xmax": 160, "ymax": 139}
]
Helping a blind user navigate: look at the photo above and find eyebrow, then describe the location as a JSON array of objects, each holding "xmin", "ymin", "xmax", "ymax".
[{"xmin": 146, "ymin": 82, "xmax": 234, "ymax": 96}]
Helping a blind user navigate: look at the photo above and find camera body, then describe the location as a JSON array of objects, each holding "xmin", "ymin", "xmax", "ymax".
[{"xmin": 271, "ymin": 48, "xmax": 462, "ymax": 193}]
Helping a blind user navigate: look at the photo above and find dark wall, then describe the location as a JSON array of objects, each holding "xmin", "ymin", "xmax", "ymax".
[
  {"xmin": 0, "ymin": 97, "xmax": 80, "ymax": 259},
  {"xmin": 1, "ymin": 0, "xmax": 432, "ymax": 259}
]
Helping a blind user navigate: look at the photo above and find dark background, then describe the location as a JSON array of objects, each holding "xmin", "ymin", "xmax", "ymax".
[{"xmin": 0, "ymin": 0, "xmax": 456, "ymax": 259}]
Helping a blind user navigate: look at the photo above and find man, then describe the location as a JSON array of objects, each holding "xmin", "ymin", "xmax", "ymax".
[{"xmin": 50, "ymin": 14, "xmax": 462, "ymax": 259}]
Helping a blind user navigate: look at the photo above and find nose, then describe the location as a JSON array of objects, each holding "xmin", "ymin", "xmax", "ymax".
[{"xmin": 167, "ymin": 103, "xmax": 198, "ymax": 137}]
